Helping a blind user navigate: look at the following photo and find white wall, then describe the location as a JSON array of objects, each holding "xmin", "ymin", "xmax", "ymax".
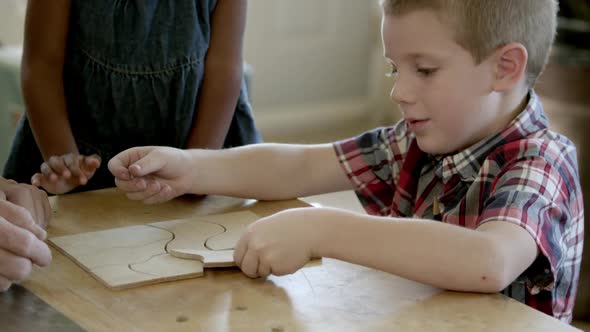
[
  {"xmin": 244, "ymin": 0, "xmax": 389, "ymax": 142},
  {"xmin": 244, "ymin": 0, "xmax": 371, "ymax": 110},
  {"xmin": 0, "ymin": 1, "xmax": 26, "ymax": 46}
]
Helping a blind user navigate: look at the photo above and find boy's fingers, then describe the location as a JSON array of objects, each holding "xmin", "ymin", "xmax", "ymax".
[
  {"xmin": 109, "ymin": 148, "xmax": 153, "ymax": 180},
  {"xmin": 240, "ymin": 249, "xmax": 260, "ymax": 278},
  {"xmin": 125, "ymin": 181, "xmax": 161, "ymax": 201},
  {"xmin": 143, "ymin": 185, "xmax": 174, "ymax": 205},
  {"xmin": 129, "ymin": 153, "xmax": 165, "ymax": 177},
  {"xmin": 108, "ymin": 161, "xmax": 131, "ymax": 181},
  {"xmin": 233, "ymin": 236, "xmax": 247, "ymax": 267},
  {"xmin": 257, "ymin": 261, "xmax": 271, "ymax": 278},
  {"xmin": 115, "ymin": 178, "xmax": 147, "ymax": 193}
]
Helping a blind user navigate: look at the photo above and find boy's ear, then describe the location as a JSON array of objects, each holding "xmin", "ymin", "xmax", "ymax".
[{"xmin": 491, "ymin": 43, "xmax": 528, "ymax": 92}]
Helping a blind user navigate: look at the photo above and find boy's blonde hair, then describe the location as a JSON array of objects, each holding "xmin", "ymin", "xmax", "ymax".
[{"xmin": 381, "ymin": 0, "xmax": 558, "ymax": 87}]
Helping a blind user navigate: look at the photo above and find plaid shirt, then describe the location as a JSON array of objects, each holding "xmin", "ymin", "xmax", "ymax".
[{"xmin": 333, "ymin": 91, "xmax": 584, "ymax": 323}]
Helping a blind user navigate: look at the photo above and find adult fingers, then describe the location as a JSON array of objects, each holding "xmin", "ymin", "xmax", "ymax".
[
  {"xmin": 0, "ymin": 218, "xmax": 52, "ymax": 266},
  {"xmin": 0, "ymin": 200, "xmax": 46, "ymax": 240}
]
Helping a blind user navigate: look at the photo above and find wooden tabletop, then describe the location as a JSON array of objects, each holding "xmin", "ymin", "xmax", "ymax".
[{"xmin": 22, "ymin": 188, "xmax": 579, "ymax": 332}]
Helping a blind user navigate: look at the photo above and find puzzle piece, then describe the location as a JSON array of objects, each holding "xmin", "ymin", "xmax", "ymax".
[
  {"xmin": 49, "ymin": 211, "xmax": 260, "ymax": 289},
  {"xmin": 169, "ymin": 249, "xmax": 235, "ymax": 268},
  {"xmin": 158, "ymin": 211, "xmax": 258, "ymax": 266}
]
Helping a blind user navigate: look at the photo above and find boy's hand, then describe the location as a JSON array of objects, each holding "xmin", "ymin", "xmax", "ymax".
[
  {"xmin": 31, "ymin": 154, "xmax": 101, "ymax": 195},
  {"xmin": 0, "ymin": 178, "xmax": 51, "ymax": 229},
  {"xmin": 233, "ymin": 208, "xmax": 320, "ymax": 278},
  {"xmin": 108, "ymin": 147, "xmax": 193, "ymax": 204}
]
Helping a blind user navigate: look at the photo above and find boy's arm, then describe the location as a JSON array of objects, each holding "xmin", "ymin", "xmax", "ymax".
[
  {"xmin": 110, "ymin": 144, "xmax": 354, "ymax": 203},
  {"xmin": 22, "ymin": 0, "xmax": 78, "ymax": 159},
  {"xmin": 189, "ymin": 143, "xmax": 355, "ymax": 200},
  {"xmin": 185, "ymin": 0, "xmax": 247, "ymax": 149},
  {"xmin": 315, "ymin": 210, "xmax": 538, "ymax": 293}
]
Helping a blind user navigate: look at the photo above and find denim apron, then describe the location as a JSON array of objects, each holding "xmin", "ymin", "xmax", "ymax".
[{"xmin": 3, "ymin": 0, "xmax": 261, "ymax": 191}]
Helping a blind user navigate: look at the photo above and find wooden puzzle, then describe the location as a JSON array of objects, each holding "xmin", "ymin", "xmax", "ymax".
[{"xmin": 49, "ymin": 211, "xmax": 260, "ymax": 290}]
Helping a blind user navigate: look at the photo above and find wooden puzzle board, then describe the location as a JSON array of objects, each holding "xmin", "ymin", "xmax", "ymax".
[{"xmin": 49, "ymin": 211, "xmax": 260, "ymax": 290}]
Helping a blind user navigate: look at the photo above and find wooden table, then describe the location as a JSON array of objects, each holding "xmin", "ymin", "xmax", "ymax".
[{"xmin": 20, "ymin": 188, "xmax": 579, "ymax": 331}]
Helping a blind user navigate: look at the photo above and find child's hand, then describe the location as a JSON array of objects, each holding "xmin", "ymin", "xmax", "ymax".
[
  {"xmin": 108, "ymin": 147, "xmax": 193, "ymax": 204},
  {"xmin": 31, "ymin": 154, "xmax": 101, "ymax": 195},
  {"xmin": 233, "ymin": 208, "xmax": 321, "ymax": 278}
]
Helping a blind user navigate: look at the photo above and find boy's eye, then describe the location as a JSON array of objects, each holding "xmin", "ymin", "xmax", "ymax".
[
  {"xmin": 385, "ymin": 63, "xmax": 398, "ymax": 77},
  {"xmin": 417, "ymin": 67, "xmax": 438, "ymax": 77}
]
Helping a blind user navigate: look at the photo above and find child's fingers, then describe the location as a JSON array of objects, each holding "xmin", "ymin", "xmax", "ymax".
[
  {"xmin": 257, "ymin": 260, "xmax": 272, "ymax": 278},
  {"xmin": 31, "ymin": 174, "xmax": 42, "ymax": 188},
  {"xmin": 128, "ymin": 153, "xmax": 165, "ymax": 177},
  {"xmin": 40, "ymin": 163, "xmax": 58, "ymax": 183},
  {"xmin": 108, "ymin": 161, "xmax": 132, "ymax": 181},
  {"xmin": 67, "ymin": 155, "xmax": 100, "ymax": 185},
  {"xmin": 85, "ymin": 154, "xmax": 101, "ymax": 168},
  {"xmin": 233, "ymin": 235, "xmax": 248, "ymax": 267},
  {"xmin": 107, "ymin": 156, "xmax": 129, "ymax": 180},
  {"xmin": 239, "ymin": 248, "xmax": 260, "ymax": 278},
  {"xmin": 64, "ymin": 154, "xmax": 83, "ymax": 178},
  {"xmin": 114, "ymin": 177, "xmax": 147, "ymax": 193},
  {"xmin": 143, "ymin": 184, "xmax": 174, "ymax": 205},
  {"xmin": 33, "ymin": 173, "xmax": 57, "ymax": 193},
  {"xmin": 125, "ymin": 180, "xmax": 161, "ymax": 201},
  {"xmin": 47, "ymin": 156, "xmax": 70, "ymax": 179},
  {"xmin": 109, "ymin": 147, "xmax": 154, "ymax": 180}
]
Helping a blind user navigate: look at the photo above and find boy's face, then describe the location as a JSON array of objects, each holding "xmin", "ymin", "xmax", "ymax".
[{"xmin": 382, "ymin": 10, "xmax": 502, "ymax": 155}]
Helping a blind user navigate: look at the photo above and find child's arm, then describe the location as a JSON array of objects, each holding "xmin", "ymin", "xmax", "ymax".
[
  {"xmin": 234, "ymin": 207, "xmax": 538, "ymax": 293},
  {"xmin": 185, "ymin": 0, "xmax": 248, "ymax": 149},
  {"xmin": 108, "ymin": 144, "xmax": 354, "ymax": 203},
  {"xmin": 24, "ymin": 1, "xmax": 102, "ymax": 194},
  {"xmin": 22, "ymin": 0, "xmax": 78, "ymax": 158}
]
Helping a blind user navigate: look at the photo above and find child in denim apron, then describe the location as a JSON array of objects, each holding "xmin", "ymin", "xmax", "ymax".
[{"xmin": 3, "ymin": 0, "xmax": 261, "ymax": 194}]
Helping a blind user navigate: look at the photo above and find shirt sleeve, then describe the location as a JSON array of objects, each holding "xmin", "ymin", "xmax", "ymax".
[
  {"xmin": 332, "ymin": 122, "xmax": 410, "ymax": 216},
  {"xmin": 477, "ymin": 153, "xmax": 584, "ymax": 308}
]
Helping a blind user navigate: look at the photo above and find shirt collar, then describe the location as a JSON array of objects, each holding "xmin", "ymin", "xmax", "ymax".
[{"xmin": 434, "ymin": 90, "xmax": 549, "ymax": 183}]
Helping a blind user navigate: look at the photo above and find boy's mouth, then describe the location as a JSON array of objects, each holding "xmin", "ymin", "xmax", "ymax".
[{"xmin": 406, "ymin": 118, "xmax": 431, "ymax": 132}]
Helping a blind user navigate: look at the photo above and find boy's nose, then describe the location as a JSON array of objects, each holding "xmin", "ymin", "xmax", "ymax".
[{"xmin": 390, "ymin": 77, "xmax": 415, "ymax": 105}]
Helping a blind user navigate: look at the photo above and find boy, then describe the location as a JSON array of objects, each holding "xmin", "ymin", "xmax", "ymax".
[{"xmin": 108, "ymin": 0, "xmax": 583, "ymax": 323}]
